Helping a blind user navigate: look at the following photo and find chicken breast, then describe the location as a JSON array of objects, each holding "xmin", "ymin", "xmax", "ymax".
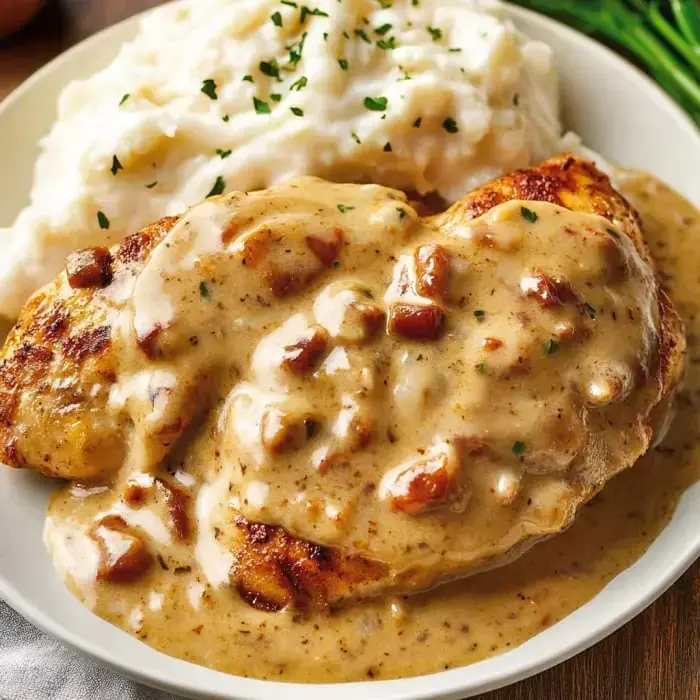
[{"xmin": 2, "ymin": 155, "xmax": 685, "ymax": 609}]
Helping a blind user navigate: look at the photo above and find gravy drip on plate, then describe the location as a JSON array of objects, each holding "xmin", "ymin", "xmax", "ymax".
[{"xmin": 45, "ymin": 172, "xmax": 699, "ymax": 681}]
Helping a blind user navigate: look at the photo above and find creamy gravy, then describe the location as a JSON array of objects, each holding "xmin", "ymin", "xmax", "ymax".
[{"xmin": 44, "ymin": 171, "xmax": 699, "ymax": 682}]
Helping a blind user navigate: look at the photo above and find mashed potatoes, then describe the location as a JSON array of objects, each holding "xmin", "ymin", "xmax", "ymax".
[{"xmin": 0, "ymin": 0, "xmax": 561, "ymax": 317}]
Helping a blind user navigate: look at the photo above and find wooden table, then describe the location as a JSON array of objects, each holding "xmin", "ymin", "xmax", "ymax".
[{"xmin": 1, "ymin": 2, "xmax": 698, "ymax": 698}]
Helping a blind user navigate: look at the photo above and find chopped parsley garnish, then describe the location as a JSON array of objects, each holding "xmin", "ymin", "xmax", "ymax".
[
  {"xmin": 475, "ymin": 362, "xmax": 488, "ymax": 374},
  {"xmin": 412, "ymin": 0, "xmax": 419, "ymax": 5},
  {"xmin": 474, "ymin": 309, "xmax": 485, "ymax": 318},
  {"xmin": 355, "ymin": 28, "xmax": 372, "ymax": 43},
  {"xmin": 201, "ymin": 79, "xmax": 218, "ymax": 100},
  {"xmin": 512, "ymin": 440, "xmax": 526, "ymax": 455},
  {"xmin": 110, "ymin": 155, "xmax": 123, "ymax": 176},
  {"xmin": 607, "ymin": 227, "xmax": 621, "ymax": 239},
  {"xmin": 449, "ymin": 47, "xmax": 462, "ymax": 53},
  {"xmin": 206, "ymin": 176, "xmax": 226, "ymax": 198},
  {"xmin": 376, "ymin": 0, "xmax": 392, "ymax": 7},
  {"xmin": 287, "ymin": 31, "xmax": 308, "ymax": 65},
  {"xmin": 260, "ymin": 59, "xmax": 281, "ymax": 80},
  {"xmin": 520, "ymin": 206, "xmax": 538, "ymax": 223},
  {"xmin": 253, "ymin": 97, "xmax": 271, "ymax": 114},
  {"xmin": 427, "ymin": 26, "xmax": 442, "ymax": 41},
  {"xmin": 377, "ymin": 36, "xmax": 397, "ymax": 50},
  {"xmin": 271, "ymin": 11, "xmax": 283, "ymax": 27},
  {"xmin": 118, "ymin": 93, "xmax": 130, "ymax": 106},
  {"xmin": 343, "ymin": 30, "xmax": 350, "ymax": 39},
  {"xmin": 364, "ymin": 96, "xmax": 388, "ymax": 111},
  {"xmin": 270, "ymin": 93, "xmax": 282, "ymax": 102},
  {"xmin": 199, "ymin": 281, "xmax": 211, "ymax": 299},
  {"xmin": 338, "ymin": 58, "xmax": 349, "ymax": 70},
  {"xmin": 290, "ymin": 106, "xmax": 304, "ymax": 116},
  {"xmin": 412, "ymin": 117, "xmax": 422, "ymax": 128},
  {"xmin": 242, "ymin": 75, "xmax": 254, "ymax": 83},
  {"xmin": 281, "ymin": 0, "xmax": 297, "ymax": 6},
  {"xmin": 337, "ymin": 204, "xmax": 355, "ymax": 213},
  {"xmin": 398, "ymin": 65, "xmax": 412, "ymax": 81},
  {"xmin": 383, "ymin": 142, "xmax": 392, "ymax": 152},
  {"xmin": 351, "ymin": 131, "xmax": 361, "ymax": 144},
  {"xmin": 97, "ymin": 211, "xmax": 110, "ymax": 230},
  {"xmin": 323, "ymin": 32, "xmax": 329, "ymax": 41},
  {"xmin": 584, "ymin": 302, "xmax": 597, "ymax": 319},
  {"xmin": 145, "ymin": 181, "xmax": 158, "ymax": 189},
  {"xmin": 513, "ymin": 93, "xmax": 520, "ymax": 106},
  {"xmin": 545, "ymin": 339, "xmax": 560, "ymax": 355},
  {"xmin": 222, "ymin": 114, "xmax": 230, "ymax": 122},
  {"xmin": 375, "ymin": 23, "xmax": 393, "ymax": 35},
  {"xmin": 442, "ymin": 117, "xmax": 459, "ymax": 133},
  {"xmin": 332, "ymin": 260, "xmax": 341, "ymax": 269},
  {"xmin": 290, "ymin": 76, "xmax": 308, "ymax": 91},
  {"xmin": 300, "ymin": 5, "xmax": 328, "ymax": 23},
  {"xmin": 396, "ymin": 207, "xmax": 406, "ymax": 219},
  {"xmin": 216, "ymin": 148, "xmax": 232, "ymax": 159}
]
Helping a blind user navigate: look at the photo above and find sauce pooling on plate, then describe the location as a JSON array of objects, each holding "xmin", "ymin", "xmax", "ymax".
[{"xmin": 43, "ymin": 170, "xmax": 698, "ymax": 681}]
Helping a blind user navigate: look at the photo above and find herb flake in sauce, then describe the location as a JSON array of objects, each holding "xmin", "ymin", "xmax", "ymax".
[
  {"xmin": 520, "ymin": 206, "xmax": 538, "ymax": 223},
  {"xmin": 545, "ymin": 339, "xmax": 560, "ymax": 355},
  {"xmin": 96, "ymin": 211, "xmax": 109, "ymax": 230},
  {"xmin": 512, "ymin": 440, "xmax": 526, "ymax": 455}
]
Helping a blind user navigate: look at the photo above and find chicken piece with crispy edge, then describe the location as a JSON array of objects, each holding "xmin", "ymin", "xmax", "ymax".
[{"xmin": 0, "ymin": 155, "xmax": 685, "ymax": 611}]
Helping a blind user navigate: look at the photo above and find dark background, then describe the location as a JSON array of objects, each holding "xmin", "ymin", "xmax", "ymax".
[{"xmin": 0, "ymin": 2, "xmax": 698, "ymax": 698}]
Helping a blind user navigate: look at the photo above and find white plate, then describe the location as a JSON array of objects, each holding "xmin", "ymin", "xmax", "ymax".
[{"xmin": 0, "ymin": 5, "xmax": 699, "ymax": 699}]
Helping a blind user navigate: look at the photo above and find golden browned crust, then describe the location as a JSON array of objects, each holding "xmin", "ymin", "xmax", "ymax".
[
  {"xmin": 0, "ymin": 216, "xmax": 179, "ymax": 478},
  {"xmin": 230, "ymin": 516, "xmax": 388, "ymax": 611}
]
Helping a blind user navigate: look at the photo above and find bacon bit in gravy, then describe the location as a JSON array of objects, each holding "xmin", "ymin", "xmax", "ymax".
[
  {"xmin": 155, "ymin": 478, "xmax": 190, "ymax": 540},
  {"xmin": 261, "ymin": 407, "xmax": 306, "ymax": 454},
  {"xmin": 281, "ymin": 326, "xmax": 329, "ymax": 374},
  {"xmin": 388, "ymin": 303, "xmax": 444, "ymax": 340},
  {"xmin": 386, "ymin": 452, "xmax": 455, "ymax": 515},
  {"xmin": 264, "ymin": 266, "xmax": 300, "ymax": 298},
  {"xmin": 66, "ymin": 247, "xmax": 113, "ymax": 289},
  {"xmin": 137, "ymin": 324, "xmax": 163, "ymax": 359},
  {"xmin": 239, "ymin": 228, "xmax": 270, "ymax": 266},
  {"xmin": 91, "ymin": 515, "xmax": 153, "ymax": 583},
  {"xmin": 482, "ymin": 337, "xmax": 504, "ymax": 351},
  {"xmin": 355, "ymin": 303, "xmax": 385, "ymax": 338},
  {"xmin": 521, "ymin": 271, "xmax": 577, "ymax": 308},
  {"xmin": 415, "ymin": 244, "xmax": 450, "ymax": 301},
  {"xmin": 306, "ymin": 228, "xmax": 344, "ymax": 267},
  {"xmin": 124, "ymin": 482, "xmax": 149, "ymax": 506}
]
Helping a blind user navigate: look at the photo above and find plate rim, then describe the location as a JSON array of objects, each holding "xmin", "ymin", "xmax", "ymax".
[{"xmin": 0, "ymin": 3, "xmax": 699, "ymax": 699}]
